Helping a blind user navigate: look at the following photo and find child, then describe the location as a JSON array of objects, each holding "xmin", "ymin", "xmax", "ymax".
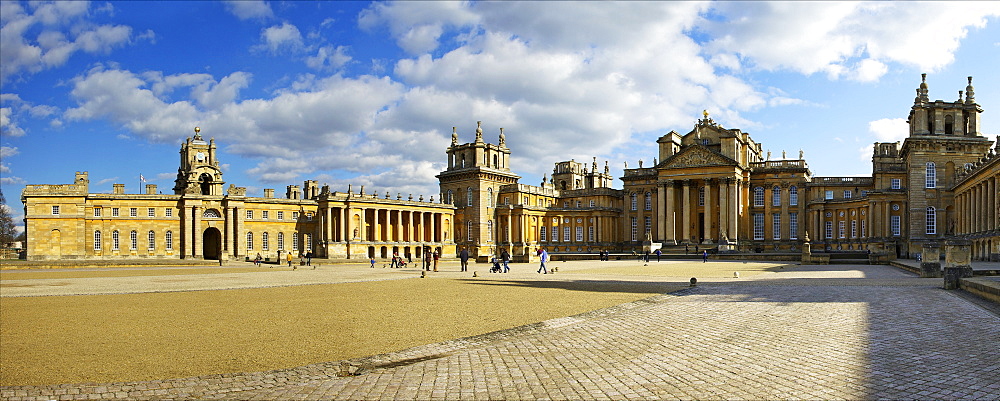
[{"xmin": 370, "ymin": 257, "xmax": 376, "ymax": 268}]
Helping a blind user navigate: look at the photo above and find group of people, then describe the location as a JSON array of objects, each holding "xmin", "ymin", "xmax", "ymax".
[
  {"xmin": 253, "ymin": 252, "xmax": 313, "ymax": 269},
  {"xmin": 490, "ymin": 249, "xmax": 511, "ymax": 273}
]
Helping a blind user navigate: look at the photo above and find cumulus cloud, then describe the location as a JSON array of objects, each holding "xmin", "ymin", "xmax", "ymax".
[
  {"xmin": 1, "ymin": 93, "xmax": 59, "ymax": 137},
  {"xmin": 223, "ymin": 0, "xmax": 274, "ymax": 21},
  {"xmin": 359, "ymin": 1, "xmax": 480, "ymax": 54},
  {"xmin": 259, "ymin": 22, "xmax": 304, "ymax": 54},
  {"xmin": 868, "ymin": 118, "xmax": 909, "ymax": 143},
  {"xmin": 0, "ymin": 1, "xmax": 142, "ymax": 82},
  {"xmin": 703, "ymin": 2, "xmax": 1000, "ymax": 81}
]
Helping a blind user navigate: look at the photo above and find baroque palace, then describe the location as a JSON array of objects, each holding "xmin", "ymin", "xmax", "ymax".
[{"xmin": 21, "ymin": 75, "xmax": 1000, "ymax": 262}]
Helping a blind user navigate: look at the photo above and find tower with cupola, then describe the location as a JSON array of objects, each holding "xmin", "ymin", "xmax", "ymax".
[{"xmin": 173, "ymin": 127, "xmax": 225, "ymax": 196}]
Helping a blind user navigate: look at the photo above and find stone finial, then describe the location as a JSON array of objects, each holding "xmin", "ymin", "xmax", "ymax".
[
  {"xmin": 799, "ymin": 149, "xmax": 804, "ymax": 159},
  {"xmin": 451, "ymin": 126, "xmax": 458, "ymax": 145},
  {"xmin": 782, "ymin": 150, "xmax": 786, "ymax": 159},
  {"xmin": 475, "ymin": 121, "xmax": 483, "ymax": 142},
  {"xmin": 767, "ymin": 150, "xmax": 771, "ymax": 160},
  {"xmin": 386, "ymin": 191, "xmax": 390, "ymax": 199},
  {"xmin": 408, "ymin": 194, "xmax": 413, "ymax": 201},
  {"xmin": 966, "ymin": 76, "xmax": 975, "ymax": 103},
  {"xmin": 499, "ymin": 127, "xmax": 505, "ymax": 146},
  {"xmin": 958, "ymin": 90, "xmax": 964, "ymax": 103},
  {"xmin": 397, "ymin": 193, "xmax": 402, "ymax": 200},
  {"xmin": 419, "ymin": 195, "xmax": 424, "ymax": 202},
  {"xmin": 624, "ymin": 161, "xmax": 628, "ymax": 168},
  {"xmin": 604, "ymin": 160, "xmax": 609, "ymax": 174},
  {"xmin": 638, "ymin": 160, "xmax": 643, "ymax": 168}
]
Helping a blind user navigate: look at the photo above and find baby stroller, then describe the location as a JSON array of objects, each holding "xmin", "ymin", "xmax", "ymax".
[
  {"xmin": 397, "ymin": 258, "xmax": 407, "ymax": 268},
  {"xmin": 490, "ymin": 257, "xmax": 502, "ymax": 273}
]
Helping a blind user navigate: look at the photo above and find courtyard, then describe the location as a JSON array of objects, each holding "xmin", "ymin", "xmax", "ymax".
[{"xmin": 1, "ymin": 259, "xmax": 998, "ymax": 400}]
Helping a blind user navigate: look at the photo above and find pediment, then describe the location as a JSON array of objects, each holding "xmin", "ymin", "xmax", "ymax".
[{"xmin": 659, "ymin": 145, "xmax": 737, "ymax": 169}]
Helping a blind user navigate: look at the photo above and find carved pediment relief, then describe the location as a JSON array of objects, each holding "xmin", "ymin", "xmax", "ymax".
[{"xmin": 661, "ymin": 146, "xmax": 736, "ymax": 169}]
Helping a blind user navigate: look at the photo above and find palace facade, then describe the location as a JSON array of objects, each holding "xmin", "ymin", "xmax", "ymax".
[{"xmin": 21, "ymin": 75, "xmax": 999, "ymax": 262}]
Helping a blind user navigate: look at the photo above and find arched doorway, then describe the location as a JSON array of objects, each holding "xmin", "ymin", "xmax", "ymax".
[{"xmin": 203, "ymin": 227, "xmax": 222, "ymax": 260}]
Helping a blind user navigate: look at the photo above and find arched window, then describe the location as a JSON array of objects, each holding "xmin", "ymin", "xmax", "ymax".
[
  {"xmin": 112, "ymin": 230, "xmax": 120, "ymax": 250},
  {"xmin": 754, "ymin": 187, "xmax": 764, "ymax": 206},
  {"xmin": 467, "ymin": 187, "xmax": 473, "ymax": 207},
  {"xmin": 925, "ymin": 162, "xmax": 936, "ymax": 188},
  {"xmin": 772, "ymin": 186, "xmax": 781, "ymax": 206},
  {"xmin": 262, "ymin": 232, "xmax": 269, "ymax": 251},
  {"xmin": 166, "ymin": 231, "xmax": 173, "ymax": 250},
  {"xmin": 94, "ymin": 230, "xmax": 102, "ymax": 251},
  {"xmin": 630, "ymin": 193, "xmax": 637, "ymax": 211},
  {"xmin": 203, "ymin": 209, "xmax": 221, "ymax": 218},
  {"xmin": 277, "ymin": 232, "xmax": 284, "ymax": 250},
  {"xmin": 130, "ymin": 230, "xmax": 138, "ymax": 250},
  {"xmin": 292, "ymin": 233, "xmax": 298, "ymax": 251},
  {"xmin": 789, "ymin": 186, "xmax": 798, "ymax": 206},
  {"xmin": 644, "ymin": 192, "xmax": 652, "ymax": 210},
  {"xmin": 246, "ymin": 232, "xmax": 253, "ymax": 250},
  {"xmin": 926, "ymin": 207, "xmax": 937, "ymax": 235},
  {"xmin": 147, "ymin": 230, "xmax": 155, "ymax": 250}
]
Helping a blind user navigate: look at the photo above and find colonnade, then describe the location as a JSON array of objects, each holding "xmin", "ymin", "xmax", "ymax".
[
  {"xmin": 655, "ymin": 178, "xmax": 741, "ymax": 244},
  {"xmin": 955, "ymin": 173, "xmax": 999, "ymax": 260}
]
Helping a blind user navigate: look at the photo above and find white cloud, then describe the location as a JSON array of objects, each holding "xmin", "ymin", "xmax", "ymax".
[
  {"xmin": 359, "ymin": 1, "xmax": 480, "ymax": 54},
  {"xmin": 868, "ymin": 118, "xmax": 909, "ymax": 143},
  {"xmin": 223, "ymin": 0, "xmax": 274, "ymax": 21},
  {"xmin": 0, "ymin": 1, "xmax": 140, "ymax": 82},
  {"xmin": 259, "ymin": 22, "xmax": 304, "ymax": 54},
  {"xmin": 305, "ymin": 45, "xmax": 352, "ymax": 71}
]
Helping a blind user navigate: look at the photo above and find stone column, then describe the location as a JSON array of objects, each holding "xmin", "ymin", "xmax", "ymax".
[
  {"xmin": 665, "ymin": 181, "xmax": 675, "ymax": 244},
  {"xmin": 682, "ymin": 180, "xmax": 691, "ymax": 243},
  {"xmin": 192, "ymin": 206, "xmax": 200, "ymax": 258},
  {"xmin": 224, "ymin": 207, "xmax": 232, "ymax": 256},
  {"xmin": 358, "ymin": 207, "xmax": 366, "ymax": 241},
  {"xmin": 657, "ymin": 183, "xmax": 666, "ymax": 241},
  {"xmin": 730, "ymin": 179, "xmax": 739, "ymax": 244},
  {"xmin": 719, "ymin": 179, "xmax": 729, "ymax": 241},
  {"xmin": 703, "ymin": 179, "xmax": 712, "ymax": 243},
  {"xmin": 234, "ymin": 206, "xmax": 244, "ymax": 258}
]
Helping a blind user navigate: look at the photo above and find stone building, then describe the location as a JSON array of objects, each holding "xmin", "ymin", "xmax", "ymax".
[
  {"xmin": 21, "ymin": 128, "xmax": 455, "ymax": 261},
  {"xmin": 442, "ymin": 75, "xmax": 998, "ymax": 261}
]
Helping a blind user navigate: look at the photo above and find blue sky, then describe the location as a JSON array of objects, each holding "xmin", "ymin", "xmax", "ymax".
[{"xmin": 3, "ymin": 1, "xmax": 1000, "ymax": 233}]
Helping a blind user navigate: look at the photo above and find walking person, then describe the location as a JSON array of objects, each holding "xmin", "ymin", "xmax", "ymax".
[
  {"xmin": 459, "ymin": 247, "xmax": 469, "ymax": 272},
  {"xmin": 702, "ymin": 249, "xmax": 708, "ymax": 263},
  {"xmin": 305, "ymin": 251, "xmax": 312, "ymax": 266},
  {"xmin": 286, "ymin": 251, "xmax": 293, "ymax": 267},
  {"xmin": 537, "ymin": 248, "xmax": 549, "ymax": 274},
  {"xmin": 433, "ymin": 250, "xmax": 440, "ymax": 272},
  {"xmin": 390, "ymin": 251, "xmax": 399, "ymax": 268},
  {"xmin": 655, "ymin": 249, "xmax": 661, "ymax": 262},
  {"xmin": 254, "ymin": 253, "xmax": 262, "ymax": 267},
  {"xmin": 501, "ymin": 249, "xmax": 510, "ymax": 273},
  {"xmin": 370, "ymin": 256, "xmax": 376, "ymax": 268}
]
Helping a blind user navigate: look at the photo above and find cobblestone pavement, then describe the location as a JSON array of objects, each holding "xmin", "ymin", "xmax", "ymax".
[{"xmin": 3, "ymin": 263, "xmax": 999, "ymax": 400}]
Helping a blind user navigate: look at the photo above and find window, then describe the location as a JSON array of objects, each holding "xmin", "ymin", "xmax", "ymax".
[
  {"xmin": 772, "ymin": 186, "xmax": 781, "ymax": 207},
  {"xmin": 630, "ymin": 217, "xmax": 637, "ymax": 241},
  {"xmin": 112, "ymin": 207, "xmax": 119, "ymax": 217},
  {"xmin": 307, "ymin": 213, "xmax": 313, "ymax": 221},
  {"xmin": 305, "ymin": 234, "xmax": 313, "ymax": 251},
  {"xmin": 292, "ymin": 233, "xmax": 298, "ymax": 250},
  {"xmin": 524, "ymin": 196, "xmax": 529, "ymax": 205},
  {"xmin": 698, "ymin": 187, "xmax": 705, "ymax": 206},
  {"xmin": 753, "ymin": 213, "xmax": 764, "ymax": 240},
  {"xmin": 925, "ymin": 162, "xmax": 936, "ymax": 188},
  {"xmin": 165, "ymin": 208, "xmax": 173, "ymax": 217},
  {"xmin": 563, "ymin": 226, "xmax": 570, "ymax": 242},
  {"xmin": 247, "ymin": 210, "xmax": 254, "ymax": 219},
  {"xmin": 772, "ymin": 213, "xmax": 781, "ymax": 240},
  {"xmin": 130, "ymin": 230, "xmax": 138, "ymax": 250},
  {"xmin": 262, "ymin": 232, "xmax": 269, "ymax": 250},
  {"xmin": 148, "ymin": 208, "xmax": 155, "ymax": 217},
  {"xmin": 166, "ymin": 231, "xmax": 173, "ymax": 250},
  {"xmin": 588, "ymin": 226, "xmax": 594, "ymax": 241},
  {"xmin": 838, "ymin": 221, "xmax": 845, "ymax": 238},
  {"xmin": 563, "ymin": 201, "xmax": 569, "ymax": 208},
  {"xmin": 262, "ymin": 211, "xmax": 269, "ymax": 220},
  {"xmin": 148, "ymin": 231, "xmax": 155, "ymax": 250},
  {"xmin": 540, "ymin": 226, "xmax": 547, "ymax": 242},
  {"xmin": 94, "ymin": 207, "xmax": 102, "ymax": 217},
  {"xmin": 891, "ymin": 179, "xmax": 901, "ymax": 190},
  {"xmin": 861, "ymin": 220, "xmax": 866, "ymax": 238},
  {"xmin": 467, "ymin": 221, "xmax": 473, "ymax": 241},
  {"xmin": 487, "ymin": 188, "xmax": 493, "ymax": 208},
  {"xmin": 576, "ymin": 200, "xmax": 581, "ymax": 208},
  {"xmin": 52, "ymin": 206, "xmax": 60, "ymax": 215},
  {"xmin": 277, "ymin": 211, "xmax": 284, "ymax": 220},
  {"xmin": 825, "ymin": 221, "xmax": 833, "ymax": 239},
  {"xmin": 576, "ymin": 226, "xmax": 583, "ymax": 242},
  {"xmin": 130, "ymin": 208, "xmax": 137, "ymax": 217},
  {"xmin": 891, "ymin": 216, "xmax": 901, "ymax": 236},
  {"xmin": 843, "ymin": 190, "xmax": 852, "ymax": 199},
  {"xmin": 94, "ymin": 230, "xmax": 102, "ymax": 250},
  {"xmin": 292, "ymin": 212, "xmax": 299, "ymax": 219},
  {"xmin": 860, "ymin": 190, "xmax": 869, "ymax": 197},
  {"xmin": 630, "ymin": 193, "xmax": 637, "ymax": 211},
  {"xmin": 851, "ymin": 220, "xmax": 857, "ymax": 238},
  {"xmin": 551, "ymin": 226, "xmax": 558, "ymax": 242},
  {"xmin": 487, "ymin": 221, "xmax": 493, "ymax": 242},
  {"xmin": 203, "ymin": 209, "xmax": 221, "ymax": 218},
  {"xmin": 789, "ymin": 213, "xmax": 798, "ymax": 240},
  {"xmin": 644, "ymin": 216, "xmax": 651, "ymax": 237},
  {"xmin": 926, "ymin": 207, "xmax": 936, "ymax": 235},
  {"xmin": 789, "ymin": 186, "xmax": 798, "ymax": 206},
  {"xmin": 277, "ymin": 232, "xmax": 284, "ymax": 250},
  {"xmin": 644, "ymin": 192, "xmax": 651, "ymax": 210},
  {"xmin": 825, "ymin": 191, "xmax": 834, "ymax": 200},
  {"xmin": 753, "ymin": 187, "xmax": 764, "ymax": 206},
  {"xmin": 112, "ymin": 230, "xmax": 120, "ymax": 250},
  {"xmin": 246, "ymin": 232, "xmax": 253, "ymax": 250},
  {"xmin": 467, "ymin": 187, "xmax": 473, "ymax": 207},
  {"xmin": 590, "ymin": 200, "xmax": 596, "ymax": 207}
]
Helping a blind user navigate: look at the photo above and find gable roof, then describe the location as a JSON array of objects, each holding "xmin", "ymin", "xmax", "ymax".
[{"xmin": 658, "ymin": 144, "xmax": 739, "ymax": 170}]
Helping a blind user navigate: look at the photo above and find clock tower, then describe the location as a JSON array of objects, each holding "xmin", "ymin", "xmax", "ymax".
[{"xmin": 173, "ymin": 127, "xmax": 225, "ymax": 195}]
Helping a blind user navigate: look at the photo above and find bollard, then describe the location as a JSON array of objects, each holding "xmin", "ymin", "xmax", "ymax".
[
  {"xmin": 733, "ymin": 271, "xmax": 740, "ymax": 278},
  {"xmin": 690, "ymin": 277, "xmax": 697, "ymax": 287},
  {"xmin": 421, "ymin": 270, "xmax": 426, "ymax": 278}
]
